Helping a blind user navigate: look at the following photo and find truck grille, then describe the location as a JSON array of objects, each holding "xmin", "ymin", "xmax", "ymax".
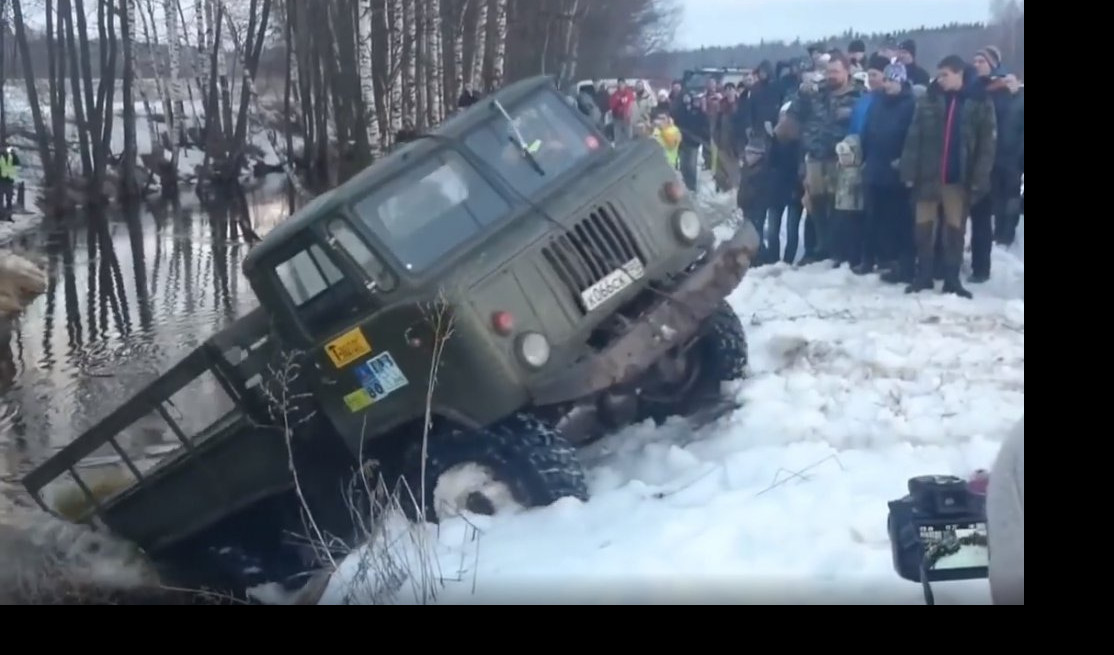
[{"xmin": 542, "ymin": 203, "xmax": 647, "ymax": 313}]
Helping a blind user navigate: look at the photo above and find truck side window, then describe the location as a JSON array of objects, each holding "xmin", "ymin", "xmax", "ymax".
[
  {"xmin": 276, "ymin": 245, "xmax": 343, "ymax": 305},
  {"xmin": 275, "ymin": 243, "xmax": 373, "ymax": 339},
  {"xmin": 326, "ymin": 218, "xmax": 397, "ymax": 293}
]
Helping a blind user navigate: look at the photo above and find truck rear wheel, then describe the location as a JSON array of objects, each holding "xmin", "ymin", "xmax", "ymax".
[{"xmin": 399, "ymin": 413, "xmax": 590, "ymax": 523}]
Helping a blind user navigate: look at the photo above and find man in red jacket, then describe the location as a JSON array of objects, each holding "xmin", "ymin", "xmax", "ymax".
[{"xmin": 609, "ymin": 78, "xmax": 637, "ymax": 144}]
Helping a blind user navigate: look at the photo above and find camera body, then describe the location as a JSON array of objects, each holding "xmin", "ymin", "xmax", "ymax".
[{"xmin": 887, "ymin": 475, "xmax": 989, "ymax": 583}]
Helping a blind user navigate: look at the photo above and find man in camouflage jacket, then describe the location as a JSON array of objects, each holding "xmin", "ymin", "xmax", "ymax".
[
  {"xmin": 899, "ymin": 55, "xmax": 996, "ymax": 299},
  {"xmin": 787, "ymin": 52, "xmax": 864, "ymax": 264}
]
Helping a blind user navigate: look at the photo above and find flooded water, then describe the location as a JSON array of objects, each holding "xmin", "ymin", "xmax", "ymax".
[{"xmin": 0, "ymin": 178, "xmax": 294, "ymax": 499}]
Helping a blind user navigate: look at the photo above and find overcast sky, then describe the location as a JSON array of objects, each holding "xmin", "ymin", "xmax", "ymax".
[{"xmin": 675, "ymin": 0, "xmax": 991, "ymax": 49}]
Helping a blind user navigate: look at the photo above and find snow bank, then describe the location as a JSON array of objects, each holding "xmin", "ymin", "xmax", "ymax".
[{"xmin": 319, "ymin": 205, "xmax": 1024, "ymax": 605}]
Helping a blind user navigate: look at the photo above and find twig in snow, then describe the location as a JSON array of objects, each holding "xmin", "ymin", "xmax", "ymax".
[{"xmin": 753, "ymin": 453, "xmax": 845, "ymax": 498}]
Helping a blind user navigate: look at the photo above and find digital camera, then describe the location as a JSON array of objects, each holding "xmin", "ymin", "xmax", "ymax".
[{"xmin": 887, "ymin": 475, "xmax": 989, "ymax": 585}]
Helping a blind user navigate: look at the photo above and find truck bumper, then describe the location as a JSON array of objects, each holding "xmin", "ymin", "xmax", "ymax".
[{"xmin": 529, "ymin": 223, "xmax": 760, "ymax": 405}]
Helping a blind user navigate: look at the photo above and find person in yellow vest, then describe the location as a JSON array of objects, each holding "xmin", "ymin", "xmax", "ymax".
[
  {"xmin": 0, "ymin": 146, "xmax": 20, "ymax": 215},
  {"xmin": 650, "ymin": 107, "xmax": 682, "ymax": 170}
]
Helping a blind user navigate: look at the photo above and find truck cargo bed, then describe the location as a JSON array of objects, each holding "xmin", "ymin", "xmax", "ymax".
[{"xmin": 21, "ymin": 307, "xmax": 289, "ymax": 551}]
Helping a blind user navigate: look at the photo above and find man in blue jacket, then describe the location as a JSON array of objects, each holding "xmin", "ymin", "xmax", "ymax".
[
  {"xmin": 857, "ymin": 62, "xmax": 916, "ymax": 277},
  {"xmin": 968, "ymin": 46, "xmax": 1024, "ymax": 282}
]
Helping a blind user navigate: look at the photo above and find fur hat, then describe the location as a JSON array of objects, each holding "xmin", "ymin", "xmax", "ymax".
[
  {"xmin": 884, "ymin": 62, "xmax": 907, "ymax": 83},
  {"xmin": 976, "ymin": 45, "xmax": 1003, "ymax": 70}
]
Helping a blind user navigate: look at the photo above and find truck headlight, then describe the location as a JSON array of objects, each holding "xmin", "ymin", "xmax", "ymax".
[
  {"xmin": 517, "ymin": 332, "xmax": 551, "ymax": 369},
  {"xmin": 673, "ymin": 209, "xmax": 702, "ymax": 244}
]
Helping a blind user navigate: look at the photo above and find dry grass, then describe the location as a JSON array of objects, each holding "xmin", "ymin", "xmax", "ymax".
[{"xmin": 267, "ymin": 292, "xmax": 458, "ymax": 605}]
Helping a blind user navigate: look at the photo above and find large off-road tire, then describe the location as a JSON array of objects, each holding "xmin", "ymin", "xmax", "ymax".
[
  {"xmin": 399, "ymin": 413, "xmax": 590, "ymax": 523},
  {"xmin": 638, "ymin": 300, "xmax": 749, "ymax": 427},
  {"xmin": 699, "ymin": 300, "xmax": 749, "ymax": 381},
  {"xmin": 158, "ymin": 493, "xmax": 324, "ymax": 603}
]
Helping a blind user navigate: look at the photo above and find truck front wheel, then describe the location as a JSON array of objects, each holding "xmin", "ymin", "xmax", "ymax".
[
  {"xmin": 700, "ymin": 300, "xmax": 749, "ymax": 381},
  {"xmin": 399, "ymin": 413, "xmax": 590, "ymax": 523},
  {"xmin": 639, "ymin": 300, "xmax": 749, "ymax": 426}
]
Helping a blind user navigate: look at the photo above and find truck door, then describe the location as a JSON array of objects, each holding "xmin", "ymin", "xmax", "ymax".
[{"xmin": 267, "ymin": 219, "xmax": 420, "ymax": 455}]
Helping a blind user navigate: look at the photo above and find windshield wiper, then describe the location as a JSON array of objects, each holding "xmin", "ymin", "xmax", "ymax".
[{"xmin": 492, "ymin": 98, "xmax": 546, "ymax": 178}]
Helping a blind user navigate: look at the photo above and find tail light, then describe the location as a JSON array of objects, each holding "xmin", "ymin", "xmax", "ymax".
[
  {"xmin": 491, "ymin": 310, "xmax": 515, "ymax": 336},
  {"xmin": 663, "ymin": 180, "xmax": 685, "ymax": 203}
]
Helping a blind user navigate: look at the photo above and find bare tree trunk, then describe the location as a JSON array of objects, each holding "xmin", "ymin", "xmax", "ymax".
[
  {"xmin": 1, "ymin": 0, "xmax": 8, "ymax": 146},
  {"xmin": 442, "ymin": 0, "xmax": 465, "ymax": 112},
  {"xmin": 135, "ymin": 0, "xmax": 169, "ymax": 155},
  {"xmin": 165, "ymin": 0, "xmax": 183, "ymax": 169},
  {"xmin": 425, "ymin": 0, "xmax": 442, "ymax": 124},
  {"xmin": 556, "ymin": 0, "xmax": 580, "ymax": 89},
  {"xmin": 388, "ymin": 0, "xmax": 403, "ymax": 135},
  {"xmin": 487, "ymin": 0, "xmax": 506, "ymax": 89},
  {"xmin": 469, "ymin": 0, "xmax": 486, "ymax": 88},
  {"xmin": 96, "ymin": 0, "xmax": 119, "ymax": 199},
  {"xmin": 61, "ymin": 0, "xmax": 93, "ymax": 182},
  {"xmin": 401, "ymin": 0, "xmax": 415, "ymax": 125},
  {"xmin": 359, "ymin": 0, "xmax": 382, "ymax": 154},
  {"xmin": 48, "ymin": 0, "xmax": 69, "ymax": 186},
  {"xmin": 120, "ymin": 0, "xmax": 140, "ymax": 198}
]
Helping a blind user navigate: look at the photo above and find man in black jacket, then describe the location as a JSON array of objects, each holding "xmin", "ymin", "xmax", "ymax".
[{"xmin": 896, "ymin": 39, "xmax": 931, "ymax": 87}]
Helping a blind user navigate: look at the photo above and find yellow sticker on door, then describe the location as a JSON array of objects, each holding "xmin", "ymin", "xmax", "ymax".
[
  {"xmin": 343, "ymin": 388, "xmax": 374, "ymax": 412},
  {"xmin": 325, "ymin": 327, "xmax": 372, "ymax": 368}
]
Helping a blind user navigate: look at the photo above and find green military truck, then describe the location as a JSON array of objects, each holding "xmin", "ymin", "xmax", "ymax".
[{"xmin": 22, "ymin": 75, "xmax": 759, "ymax": 596}]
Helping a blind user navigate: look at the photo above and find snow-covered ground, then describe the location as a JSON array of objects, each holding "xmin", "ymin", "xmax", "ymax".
[{"xmin": 317, "ymin": 183, "xmax": 1024, "ymax": 606}]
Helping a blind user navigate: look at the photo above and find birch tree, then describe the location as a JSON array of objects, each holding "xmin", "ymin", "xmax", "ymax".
[
  {"xmin": 487, "ymin": 0, "xmax": 507, "ymax": 89},
  {"xmin": 424, "ymin": 0, "xmax": 443, "ymax": 123},
  {"xmin": 359, "ymin": 0, "xmax": 382, "ymax": 153},
  {"xmin": 470, "ymin": 0, "xmax": 486, "ymax": 88},
  {"xmin": 164, "ymin": 0, "xmax": 184, "ymax": 170}
]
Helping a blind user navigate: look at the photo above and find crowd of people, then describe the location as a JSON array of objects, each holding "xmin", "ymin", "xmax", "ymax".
[{"xmin": 576, "ymin": 37, "xmax": 1025, "ymax": 300}]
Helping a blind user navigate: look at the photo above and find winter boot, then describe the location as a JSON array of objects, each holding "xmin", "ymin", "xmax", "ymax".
[
  {"xmin": 905, "ymin": 222, "xmax": 937, "ymax": 294},
  {"xmin": 932, "ymin": 232, "xmax": 946, "ymax": 281},
  {"xmin": 941, "ymin": 224, "xmax": 973, "ymax": 299},
  {"xmin": 881, "ymin": 264, "xmax": 911, "ymax": 284}
]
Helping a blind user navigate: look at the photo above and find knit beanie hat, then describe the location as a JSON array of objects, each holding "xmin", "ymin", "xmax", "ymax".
[
  {"xmin": 898, "ymin": 39, "xmax": 917, "ymax": 56},
  {"xmin": 884, "ymin": 62, "xmax": 907, "ymax": 83},
  {"xmin": 976, "ymin": 45, "xmax": 1003, "ymax": 70},
  {"xmin": 867, "ymin": 53, "xmax": 891, "ymax": 73},
  {"xmin": 849, "ymin": 39, "xmax": 866, "ymax": 54}
]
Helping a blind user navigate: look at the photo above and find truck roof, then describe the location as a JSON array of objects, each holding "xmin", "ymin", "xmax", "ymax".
[{"xmin": 242, "ymin": 75, "xmax": 555, "ymax": 276}]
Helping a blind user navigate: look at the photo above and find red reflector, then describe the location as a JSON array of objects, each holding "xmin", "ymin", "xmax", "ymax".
[
  {"xmin": 491, "ymin": 310, "xmax": 515, "ymax": 335},
  {"xmin": 663, "ymin": 180, "xmax": 685, "ymax": 202}
]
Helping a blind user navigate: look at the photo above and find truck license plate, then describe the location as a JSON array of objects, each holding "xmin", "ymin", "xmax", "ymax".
[{"xmin": 580, "ymin": 258, "xmax": 645, "ymax": 312}]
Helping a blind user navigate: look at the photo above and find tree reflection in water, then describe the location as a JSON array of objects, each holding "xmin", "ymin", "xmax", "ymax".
[{"xmin": 0, "ymin": 178, "xmax": 296, "ymax": 485}]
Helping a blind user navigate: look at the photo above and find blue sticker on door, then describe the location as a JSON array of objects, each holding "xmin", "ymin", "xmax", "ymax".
[{"xmin": 354, "ymin": 352, "xmax": 410, "ymax": 403}]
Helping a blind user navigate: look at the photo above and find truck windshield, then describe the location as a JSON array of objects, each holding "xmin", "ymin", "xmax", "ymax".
[
  {"xmin": 351, "ymin": 149, "xmax": 510, "ymax": 273},
  {"xmin": 464, "ymin": 89, "xmax": 599, "ymax": 198}
]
